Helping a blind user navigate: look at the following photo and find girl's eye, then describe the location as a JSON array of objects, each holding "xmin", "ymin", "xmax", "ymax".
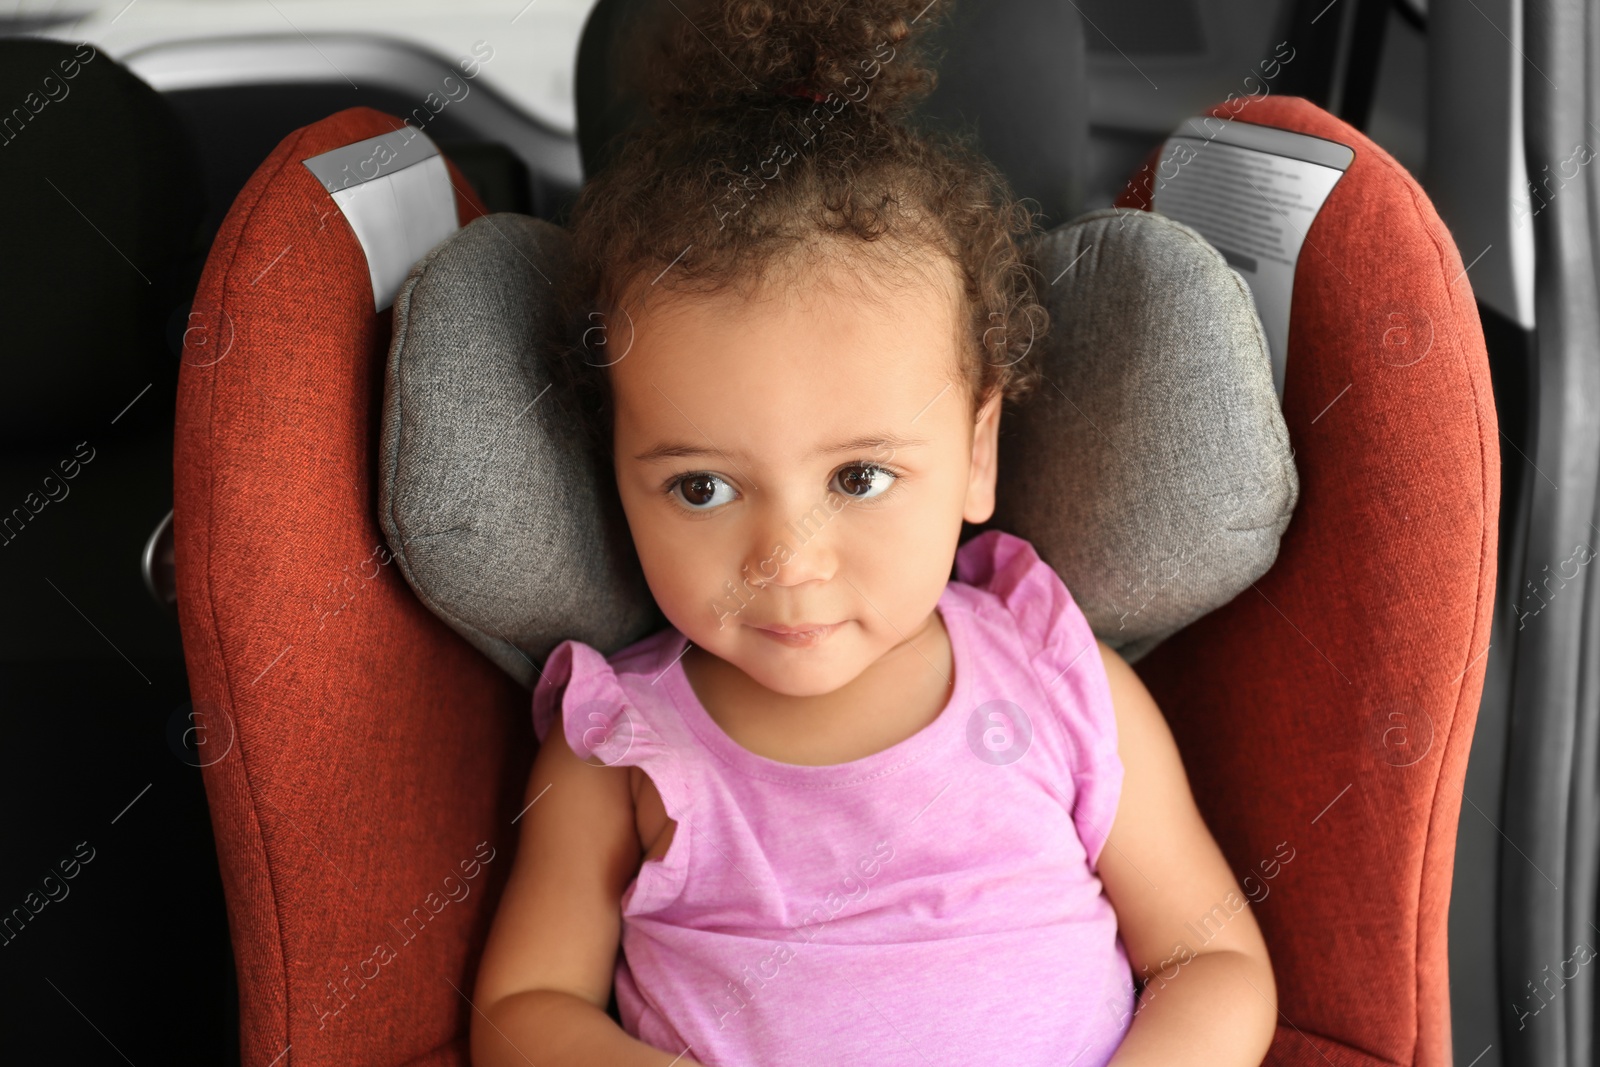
[
  {"xmin": 665, "ymin": 463, "xmax": 901, "ymax": 512},
  {"xmin": 833, "ymin": 463, "xmax": 897, "ymax": 502},
  {"xmin": 671, "ymin": 472, "xmax": 737, "ymax": 510}
]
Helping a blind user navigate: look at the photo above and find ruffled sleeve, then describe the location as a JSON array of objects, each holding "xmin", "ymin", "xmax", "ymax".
[
  {"xmin": 530, "ymin": 638, "xmax": 694, "ymax": 914},
  {"xmin": 531, "ymin": 638, "xmax": 632, "ymax": 761},
  {"xmin": 955, "ymin": 530, "xmax": 1125, "ymax": 872}
]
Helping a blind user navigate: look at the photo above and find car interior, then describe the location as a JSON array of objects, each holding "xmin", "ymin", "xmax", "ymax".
[{"xmin": 0, "ymin": 0, "xmax": 1592, "ymax": 1065}]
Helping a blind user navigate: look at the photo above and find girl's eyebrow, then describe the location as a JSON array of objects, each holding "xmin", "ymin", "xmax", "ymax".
[{"xmin": 633, "ymin": 432, "xmax": 932, "ymax": 464}]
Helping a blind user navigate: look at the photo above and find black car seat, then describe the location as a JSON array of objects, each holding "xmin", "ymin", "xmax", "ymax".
[{"xmin": 0, "ymin": 36, "xmax": 236, "ymax": 1066}]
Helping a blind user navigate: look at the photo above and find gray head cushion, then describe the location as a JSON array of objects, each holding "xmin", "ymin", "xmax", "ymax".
[
  {"xmin": 380, "ymin": 208, "xmax": 1296, "ymax": 688},
  {"xmin": 991, "ymin": 207, "xmax": 1298, "ymax": 662},
  {"xmin": 379, "ymin": 214, "xmax": 663, "ymax": 688}
]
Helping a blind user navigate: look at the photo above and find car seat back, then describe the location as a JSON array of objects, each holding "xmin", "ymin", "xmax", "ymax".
[
  {"xmin": 173, "ymin": 107, "xmax": 527, "ymax": 1066},
  {"xmin": 1119, "ymin": 96, "xmax": 1499, "ymax": 1067}
]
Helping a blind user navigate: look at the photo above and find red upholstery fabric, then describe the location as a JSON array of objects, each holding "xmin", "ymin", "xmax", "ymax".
[
  {"xmin": 1118, "ymin": 98, "xmax": 1498, "ymax": 1067},
  {"xmin": 174, "ymin": 108, "xmax": 528, "ymax": 1067}
]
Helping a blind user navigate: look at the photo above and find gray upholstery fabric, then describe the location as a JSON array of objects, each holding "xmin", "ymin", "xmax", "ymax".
[
  {"xmin": 991, "ymin": 207, "xmax": 1298, "ymax": 662},
  {"xmin": 381, "ymin": 207, "xmax": 1295, "ymax": 687},
  {"xmin": 379, "ymin": 213, "xmax": 662, "ymax": 689}
]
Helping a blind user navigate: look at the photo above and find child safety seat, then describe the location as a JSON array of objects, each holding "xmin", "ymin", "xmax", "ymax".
[{"xmin": 172, "ymin": 15, "xmax": 1497, "ymax": 1067}]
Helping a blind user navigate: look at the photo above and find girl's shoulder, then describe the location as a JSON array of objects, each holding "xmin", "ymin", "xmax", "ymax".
[
  {"xmin": 531, "ymin": 628, "xmax": 697, "ymax": 914},
  {"xmin": 530, "ymin": 627, "xmax": 688, "ymax": 763},
  {"xmin": 949, "ymin": 528, "xmax": 1104, "ymax": 683},
  {"xmin": 948, "ymin": 529, "xmax": 1123, "ymax": 869}
]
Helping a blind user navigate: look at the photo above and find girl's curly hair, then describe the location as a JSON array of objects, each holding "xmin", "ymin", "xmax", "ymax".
[{"xmin": 550, "ymin": 0, "xmax": 1050, "ymax": 464}]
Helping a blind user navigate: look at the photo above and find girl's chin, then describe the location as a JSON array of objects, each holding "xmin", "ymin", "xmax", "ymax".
[{"xmin": 725, "ymin": 637, "xmax": 864, "ymax": 698}]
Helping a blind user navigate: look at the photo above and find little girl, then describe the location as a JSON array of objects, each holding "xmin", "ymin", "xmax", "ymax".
[{"xmin": 472, "ymin": 2, "xmax": 1276, "ymax": 1065}]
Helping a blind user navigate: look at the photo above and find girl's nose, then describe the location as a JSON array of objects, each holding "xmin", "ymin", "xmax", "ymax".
[{"xmin": 743, "ymin": 493, "xmax": 838, "ymax": 589}]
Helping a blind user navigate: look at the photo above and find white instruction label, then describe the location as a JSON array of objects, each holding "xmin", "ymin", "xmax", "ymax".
[
  {"xmin": 1151, "ymin": 117, "xmax": 1354, "ymax": 398},
  {"xmin": 302, "ymin": 127, "xmax": 461, "ymax": 312}
]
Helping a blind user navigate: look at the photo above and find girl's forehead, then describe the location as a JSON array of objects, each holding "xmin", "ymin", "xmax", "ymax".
[
  {"xmin": 610, "ymin": 301, "xmax": 972, "ymax": 461},
  {"xmin": 611, "ymin": 252, "xmax": 967, "ymax": 393},
  {"xmin": 604, "ymin": 265, "xmax": 966, "ymax": 460}
]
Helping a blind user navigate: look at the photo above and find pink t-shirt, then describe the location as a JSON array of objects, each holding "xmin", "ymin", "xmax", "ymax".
[{"xmin": 531, "ymin": 529, "xmax": 1135, "ymax": 1066}]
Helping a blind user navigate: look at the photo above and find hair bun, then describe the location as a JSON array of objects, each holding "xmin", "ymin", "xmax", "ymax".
[
  {"xmin": 775, "ymin": 74, "xmax": 829, "ymax": 104},
  {"xmin": 629, "ymin": 0, "xmax": 945, "ymax": 123}
]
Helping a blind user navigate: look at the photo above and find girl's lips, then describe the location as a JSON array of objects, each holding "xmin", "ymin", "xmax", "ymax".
[{"xmin": 750, "ymin": 621, "xmax": 840, "ymax": 647}]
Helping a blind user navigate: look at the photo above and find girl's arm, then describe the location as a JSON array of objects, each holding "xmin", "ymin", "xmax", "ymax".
[
  {"xmin": 1093, "ymin": 640, "xmax": 1278, "ymax": 1067},
  {"xmin": 471, "ymin": 723, "xmax": 702, "ymax": 1067}
]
